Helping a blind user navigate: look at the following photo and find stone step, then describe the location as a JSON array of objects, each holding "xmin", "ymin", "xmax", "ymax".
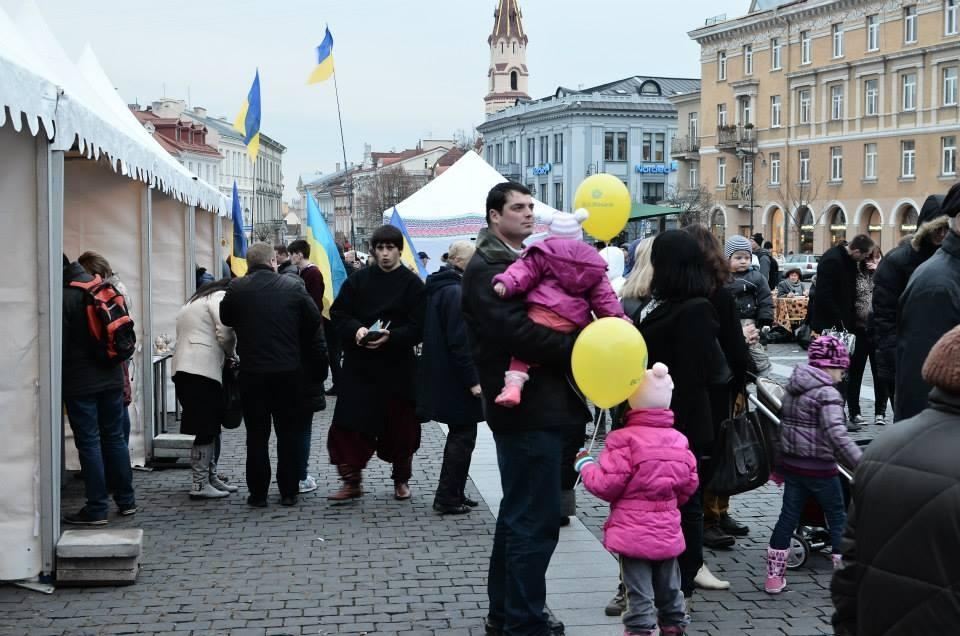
[
  {"xmin": 58, "ymin": 556, "xmax": 140, "ymax": 571},
  {"xmin": 153, "ymin": 433, "xmax": 194, "ymax": 448},
  {"xmin": 56, "ymin": 561, "xmax": 140, "ymax": 586},
  {"xmin": 57, "ymin": 529, "xmax": 143, "ymax": 559}
]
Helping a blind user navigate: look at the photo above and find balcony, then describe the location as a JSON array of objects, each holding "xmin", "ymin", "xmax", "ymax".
[
  {"xmin": 716, "ymin": 125, "xmax": 757, "ymax": 154},
  {"xmin": 670, "ymin": 136, "xmax": 701, "ymax": 160},
  {"xmin": 724, "ymin": 182, "xmax": 754, "ymax": 205},
  {"xmin": 496, "ymin": 162, "xmax": 521, "ymax": 181}
]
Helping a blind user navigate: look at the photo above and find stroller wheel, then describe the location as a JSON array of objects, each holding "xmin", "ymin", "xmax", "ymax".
[{"xmin": 786, "ymin": 533, "xmax": 809, "ymax": 569}]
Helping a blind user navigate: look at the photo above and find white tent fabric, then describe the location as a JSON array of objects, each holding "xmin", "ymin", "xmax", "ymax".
[{"xmin": 381, "ymin": 151, "xmax": 558, "ymax": 273}]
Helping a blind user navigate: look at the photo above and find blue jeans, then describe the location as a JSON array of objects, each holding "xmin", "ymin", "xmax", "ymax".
[
  {"xmin": 488, "ymin": 429, "xmax": 564, "ymax": 636},
  {"xmin": 770, "ymin": 472, "xmax": 846, "ymax": 553},
  {"xmin": 64, "ymin": 389, "xmax": 136, "ymax": 518}
]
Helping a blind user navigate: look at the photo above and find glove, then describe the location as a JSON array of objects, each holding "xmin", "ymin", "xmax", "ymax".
[
  {"xmin": 574, "ymin": 447, "xmax": 595, "ymax": 473},
  {"xmin": 769, "ymin": 469, "xmax": 784, "ymax": 486}
]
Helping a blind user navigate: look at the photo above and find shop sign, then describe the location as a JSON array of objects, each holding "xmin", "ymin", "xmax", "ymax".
[
  {"xmin": 532, "ymin": 163, "xmax": 552, "ymax": 175},
  {"xmin": 635, "ymin": 161, "xmax": 679, "ymax": 174}
]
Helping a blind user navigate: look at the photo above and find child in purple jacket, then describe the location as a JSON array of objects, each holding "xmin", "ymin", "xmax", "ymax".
[
  {"xmin": 765, "ymin": 335, "xmax": 863, "ymax": 594},
  {"xmin": 492, "ymin": 209, "xmax": 626, "ymax": 407},
  {"xmin": 575, "ymin": 363, "xmax": 699, "ymax": 636}
]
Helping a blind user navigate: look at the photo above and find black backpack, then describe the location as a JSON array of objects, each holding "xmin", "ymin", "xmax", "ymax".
[{"xmin": 767, "ymin": 257, "xmax": 779, "ymax": 290}]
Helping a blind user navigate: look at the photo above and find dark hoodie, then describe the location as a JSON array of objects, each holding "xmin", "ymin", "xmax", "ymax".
[{"xmin": 63, "ymin": 262, "xmax": 124, "ymax": 398}]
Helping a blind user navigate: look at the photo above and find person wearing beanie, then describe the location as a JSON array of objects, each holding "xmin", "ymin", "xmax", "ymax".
[
  {"xmin": 762, "ymin": 335, "xmax": 862, "ymax": 596},
  {"xmin": 491, "ymin": 209, "xmax": 627, "ymax": 407},
  {"xmin": 576, "ymin": 362, "xmax": 698, "ymax": 636},
  {"xmin": 893, "ymin": 182, "xmax": 960, "ymax": 421},
  {"xmin": 724, "ymin": 235, "xmax": 774, "ymax": 377},
  {"xmin": 832, "ymin": 324, "xmax": 960, "ymax": 635}
]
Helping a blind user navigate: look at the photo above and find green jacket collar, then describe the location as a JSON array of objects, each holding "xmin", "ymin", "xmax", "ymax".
[{"xmin": 476, "ymin": 227, "xmax": 521, "ymax": 265}]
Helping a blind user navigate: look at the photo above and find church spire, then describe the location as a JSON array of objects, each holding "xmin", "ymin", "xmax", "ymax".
[
  {"xmin": 489, "ymin": 0, "xmax": 527, "ymax": 45},
  {"xmin": 484, "ymin": 0, "xmax": 530, "ymax": 115}
]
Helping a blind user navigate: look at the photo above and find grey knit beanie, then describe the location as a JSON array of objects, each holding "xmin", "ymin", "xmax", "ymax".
[{"xmin": 724, "ymin": 235, "xmax": 753, "ymax": 259}]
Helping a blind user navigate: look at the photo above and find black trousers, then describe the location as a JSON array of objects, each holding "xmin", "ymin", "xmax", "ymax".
[
  {"xmin": 324, "ymin": 319, "xmax": 342, "ymax": 389},
  {"xmin": 239, "ymin": 371, "xmax": 301, "ymax": 498},
  {"xmin": 434, "ymin": 421, "xmax": 478, "ymax": 506},
  {"xmin": 847, "ymin": 329, "xmax": 890, "ymax": 418}
]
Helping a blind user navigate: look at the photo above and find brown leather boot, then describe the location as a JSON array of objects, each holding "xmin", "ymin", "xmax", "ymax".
[{"xmin": 328, "ymin": 466, "xmax": 362, "ymax": 502}]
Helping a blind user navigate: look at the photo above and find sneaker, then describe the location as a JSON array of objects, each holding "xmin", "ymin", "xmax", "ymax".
[
  {"xmin": 604, "ymin": 586, "xmax": 626, "ymax": 616},
  {"xmin": 846, "ymin": 419, "xmax": 863, "ymax": 432},
  {"xmin": 118, "ymin": 504, "xmax": 139, "ymax": 516},
  {"xmin": 874, "ymin": 415, "xmax": 886, "ymax": 426},
  {"xmin": 694, "ymin": 563, "xmax": 730, "ymax": 590},
  {"xmin": 63, "ymin": 509, "xmax": 108, "ymax": 526},
  {"xmin": 299, "ymin": 475, "xmax": 318, "ymax": 494},
  {"xmin": 462, "ymin": 497, "xmax": 479, "ymax": 507},
  {"xmin": 703, "ymin": 525, "xmax": 736, "ymax": 549},
  {"xmin": 433, "ymin": 502, "xmax": 471, "ymax": 515}
]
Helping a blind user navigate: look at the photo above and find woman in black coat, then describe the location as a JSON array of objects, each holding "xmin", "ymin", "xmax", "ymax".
[{"xmin": 418, "ymin": 241, "xmax": 483, "ymax": 515}]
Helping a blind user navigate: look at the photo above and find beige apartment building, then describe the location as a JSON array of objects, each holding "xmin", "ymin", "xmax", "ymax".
[{"xmin": 690, "ymin": 0, "xmax": 960, "ymax": 255}]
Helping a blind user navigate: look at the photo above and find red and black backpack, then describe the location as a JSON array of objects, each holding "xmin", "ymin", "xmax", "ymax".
[{"xmin": 69, "ymin": 275, "xmax": 137, "ymax": 364}]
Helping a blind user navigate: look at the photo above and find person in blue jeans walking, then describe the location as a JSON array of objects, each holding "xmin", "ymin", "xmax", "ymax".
[
  {"xmin": 462, "ymin": 183, "xmax": 589, "ymax": 636},
  {"xmin": 764, "ymin": 335, "xmax": 862, "ymax": 593},
  {"xmin": 62, "ymin": 258, "xmax": 137, "ymax": 525}
]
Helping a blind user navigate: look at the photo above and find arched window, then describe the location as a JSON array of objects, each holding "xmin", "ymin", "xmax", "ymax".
[
  {"xmin": 830, "ymin": 207, "xmax": 847, "ymax": 246},
  {"xmin": 639, "ymin": 80, "xmax": 661, "ymax": 96},
  {"xmin": 798, "ymin": 206, "xmax": 814, "ymax": 254},
  {"xmin": 899, "ymin": 204, "xmax": 919, "ymax": 238},
  {"xmin": 510, "ymin": 71, "xmax": 518, "ymax": 91},
  {"xmin": 513, "ymin": 41, "xmax": 517, "ymax": 54},
  {"xmin": 500, "ymin": 42, "xmax": 504, "ymax": 54}
]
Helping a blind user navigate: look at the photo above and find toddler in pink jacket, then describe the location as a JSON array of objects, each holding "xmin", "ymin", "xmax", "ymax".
[
  {"xmin": 575, "ymin": 363, "xmax": 699, "ymax": 636},
  {"xmin": 492, "ymin": 209, "xmax": 626, "ymax": 407}
]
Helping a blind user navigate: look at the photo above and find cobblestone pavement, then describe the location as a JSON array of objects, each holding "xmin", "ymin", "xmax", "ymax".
[{"xmin": 0, "ymin": 344, "xmax": 878, "ymax": 635}]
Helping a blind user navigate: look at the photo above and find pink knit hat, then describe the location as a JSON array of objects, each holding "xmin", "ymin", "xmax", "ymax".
[
  {"xmin": 808, "ymin": 335, "xmax": 850, "ymax": 370},
  {"xmin": 628, "ymin": 362, "xmax": 674, "ymax": 410},
  {"xmin": 547, "ymin": 209, "xmax": 589, "ymax": 240}
]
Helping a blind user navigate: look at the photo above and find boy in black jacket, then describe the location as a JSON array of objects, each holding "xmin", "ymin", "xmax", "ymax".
[{"xmin": 725, "ymin": 235, "xmax": 774, "ymax": 376}]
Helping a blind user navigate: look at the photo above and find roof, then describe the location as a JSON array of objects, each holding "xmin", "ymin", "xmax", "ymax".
[
  {"xmin": 630, "ymin": 203, "xmax": 679, "ymax": 220},
  {"xmin": 551, "ymin": 75, "xmax": 701, "ymax": 100},
  {"xmin": 198, "ymin": 113, "xmax": 286, "ymax": 152},
  {"xmin": 436, "ymin": 147, "xmax": 466, "ymax": 167},
  {"xmin": 489, "ymin": 0, "xmax": 527, "ymax": 44},
  {"xmin": 132, "ymin": 109, "xmax": 221, "ymax": 158}
]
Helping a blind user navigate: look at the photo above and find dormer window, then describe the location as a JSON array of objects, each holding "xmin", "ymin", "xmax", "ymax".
[{"xmin": 639, "ymin": 80, "xmax": 661, "ymax": 96}]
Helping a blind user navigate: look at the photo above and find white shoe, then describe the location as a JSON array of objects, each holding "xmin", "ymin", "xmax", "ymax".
[
  {"xmin": 694, "ymin": 564, "xmax": 731, "ymax": 590},
  {"xmin": 299, "ymin": 475, "xmax": 318, "ymax": 494}
]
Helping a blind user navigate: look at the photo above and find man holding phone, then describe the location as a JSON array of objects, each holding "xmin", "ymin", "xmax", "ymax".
[{"xmin": 327, "ymin": 224, "xmax": 426, "ymax": 501}]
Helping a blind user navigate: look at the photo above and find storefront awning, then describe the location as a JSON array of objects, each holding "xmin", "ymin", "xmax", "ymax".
[{"xmin": 630, "ymin": 203, "xmax": 679, "ymax": 220}]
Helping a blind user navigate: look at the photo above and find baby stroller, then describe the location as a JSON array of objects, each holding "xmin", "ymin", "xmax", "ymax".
[{"xmin": 748, "ymin": 376, "xmax": 867, "ymax": 569}]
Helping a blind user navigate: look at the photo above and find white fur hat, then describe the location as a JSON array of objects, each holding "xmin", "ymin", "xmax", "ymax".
[{"xmin": 543, "ymin": 209, "xmax": 589, "ymax": 240}]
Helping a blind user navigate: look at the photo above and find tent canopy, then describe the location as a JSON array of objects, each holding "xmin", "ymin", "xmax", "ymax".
[{"xmin": 630, "ymin": 202, "xmax": 679, "ymax": 220}]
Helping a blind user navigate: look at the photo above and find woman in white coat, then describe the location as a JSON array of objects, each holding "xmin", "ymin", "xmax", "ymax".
[{"xmin": 172, "ymin": 278, "xmax": 237, "ymax": 498}]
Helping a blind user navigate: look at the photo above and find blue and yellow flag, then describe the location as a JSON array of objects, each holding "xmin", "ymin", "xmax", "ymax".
[
  {"xmin": 230, "ymin": 182, "xmax": 248, "ymax": 277},
  {"xmin": 388, "ymin": 207, "xmax": 427, "ymax": 279},
  {"xmin": 308, "ymin": 27, "xmax": 335, "ymax": 84},
  {"xmin": 233, "ymin": 70, "xmax": 262, "ymax": 163},
  {"xmin": 305, "ymin": 194, "xmax": 348, "ymax": 318}
]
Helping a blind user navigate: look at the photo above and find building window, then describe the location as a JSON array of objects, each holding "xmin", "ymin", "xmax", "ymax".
[
  {"xmin": 486, "ymin": 146, "xmax": 494, "ymax": 164},
  {"xmin": 553, "ymin": 133, "xmax": 564, "ymax": 163},
  {"xmin": 901, "ymin": 140, "xmax": 916, "ymax": 177},
  {"xmin": 769, "ymin": 152, "xmax": 781, "ymax": 185},
  {"xmin": 526, "ymin": 137, "xmax": 535, "ymax": 166},
  {"xmin": 833, "ymin": 23, "xmax": 844, "ymax": 58},
  {"xmin": 617, "ymin": 132, "xmax": 628, "ymax": 161},
  {"xmin": 642, "ymin": 182, "xmax": 665, "ymax": 205},
  {"xmin": 905, "ymin": 5, "xmax": 918, "ymax": 43},
  {"xmin": 865, "ymin": 78, "xmax": 879, "ymax": 115},
  {"xmin": 864, "ymin": 143, "xmax": 878, "ymax": 179},
  {"xmin": 771, "ymin": 37, "xmax": 782, "ymax": 70},
  {"xmin": 943, "ymin": 136, "xmax": 957, "ymax": 175},
  {"xmin": 654, "ymin": 133, "xmax": 665, "ymax": 161},
  {"xmin": 508, "ymin": 141, "xmax": 516, "ymax": 163},
  {"xmin": 831, "ymin": 85, "xmax": 844, "ymax": 120},
  {"xmin": 902, "ymin": 72, "xmax": 917, "ymax": 111},
  {"xmin": 642, "ymin": 133, "xmax": 652, "ymax": 161},
  {"xmin": 540, "ymin": 136, "xmax": 549, "ymax": 163},
  {"xmin": 948, "ymin": 0, "xmax": 959, "ymax": 35},
  {"xmin": 944, "ymin": 66, "xmax": 959, "ymax": 105},
  {"xmin": 830, "ymin": 146, "xmax": 843, "ymax": 181},
  {"xmin": 554, "ymin": 182, "xmax": 564, "ymax": 210},
  {"xmin": 717, "ymin": 157, "xmax": 727, "ymax": 185},
  {"xmin": 510, "ymin": 71, "xmax": 518, "ymax": 91},
  {"xmin": 717, "ymin": 103, "xmax": 728, "ymax": 127},
  {"xmin": 689, "ymin": 165, "xmax": 699, "ymax": 187},
  {"xmin": 688, "ymin": 112, "xmax": 699, "ymax": 139},
  {"xmin": 799, "ymin": 149, "xmax": 810, "ymax": 183},
  {"xmin": 867, "ymin": 14, "xmax": 880, "ymax": 51},
  {"xmin": 799, "ymin": 89, "xmax": 811, "ymax": 124},
  {"xmin": 738, "ymin": 96, "xmax": 752, "ymax": 125},
  {"xmin": 770, "ymin": 95, "xmax": 782, "ymax": 127},
  {"xmin": 801, "ymin": 30, "xmax": 812, "ymax": 64},
  {"xmin": 604, "ymin": 132, "xmax": 628, "ymax": 161},
  {"xmin": 495, "ymin": 144, "xmax": 503, "ymax": 165},
  {"xmin": 744, "ymin": 44, "xmax": 753, "ymax": 75},
  {"xmin": 717, "ymin": 51, "xmax": 727, "ymax": 80}
]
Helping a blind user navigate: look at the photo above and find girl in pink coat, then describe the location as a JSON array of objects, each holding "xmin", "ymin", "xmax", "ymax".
[
  {"xmin": 492, "ymin": 209, "xmax": 626, "ymax": 406},
  {"xmin": 575, "ymin": 363, "xmax": 699, "ymax": 636}
]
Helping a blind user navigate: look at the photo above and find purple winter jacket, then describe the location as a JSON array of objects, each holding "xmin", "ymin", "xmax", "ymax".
[
  {"xmin": 779, "ymin": 364, "xmax": 863, "ymax": 475},
  {"xmin": 492, "ymin": 237, "xmax": 626, "ymax": 327}
]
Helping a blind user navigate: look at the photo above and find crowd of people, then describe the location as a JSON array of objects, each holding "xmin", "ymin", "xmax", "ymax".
[{"xmin": 58, "ymin": 179, "xmax": 960, "ymax": 635}]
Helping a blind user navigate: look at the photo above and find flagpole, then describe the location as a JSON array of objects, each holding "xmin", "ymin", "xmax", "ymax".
[{"xmin": 332, "ymin": 69, "xmax": 356, "ymax": 249}]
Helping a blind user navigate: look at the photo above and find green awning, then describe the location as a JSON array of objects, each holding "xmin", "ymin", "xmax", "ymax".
[{"xmin": 629, "ymin": 203, "xmax": 679, "ymax": 220}]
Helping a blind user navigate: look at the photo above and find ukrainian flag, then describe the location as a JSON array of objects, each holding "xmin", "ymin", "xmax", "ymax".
[
  {"xmin": 388, "ymin": 207, "xmax": 427, "ymax": 279},
  {"xmin": 305, "ymin": 193, "xmax": 347, "ymax": 318},
  {"xmin": 233, "ymin": 70, "xmax": 262, "ymax": 163},
  {"xmin": 308, "ymin": 27, "xmax": 335, "ymax": 84},
  {"xmin": 230, "ymin": 182, "xmax": 248, "ymax": 277}
]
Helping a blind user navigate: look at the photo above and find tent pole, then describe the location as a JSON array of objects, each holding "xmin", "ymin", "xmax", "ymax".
[
  {"xmin": 36, "ymin": 141, "xmax": 64, "ymax": 581},
  {"xmin": 140, "ymin": 187, "xmax": 155, "ymax": 463},
  {"xmin": 214, "ymin": 210, "xmax": 223, "ymax": 276},
  {"xmin": 185, "ymin": 204, "xmax": 196, "ymax": 298}
]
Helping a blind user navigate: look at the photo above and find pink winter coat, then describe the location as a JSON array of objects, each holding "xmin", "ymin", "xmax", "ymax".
[
  {"xmin": 492, "ymin": 237, "xmax": 625, "ymax": 327},
  {"xmin": 580, "ymin": 409, "xmax": 699, "ymax": 560}
]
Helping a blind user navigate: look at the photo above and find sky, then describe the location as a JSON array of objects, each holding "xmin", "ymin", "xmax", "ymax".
[{"xmin": 2, "ymin": 0, "xmax": 749, "ymax": 200}]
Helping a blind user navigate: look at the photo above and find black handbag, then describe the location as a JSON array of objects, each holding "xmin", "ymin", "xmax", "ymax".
[
  {"xmin": 222, "ymin": 362, "xmax": 243, "ymax": 430},
  {"xmin": 706, "ymin": 407, "xmax": 770, "ymax": 496}
]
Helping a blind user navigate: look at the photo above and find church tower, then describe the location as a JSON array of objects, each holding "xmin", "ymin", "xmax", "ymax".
[{"xmin": 484, "ymin": 0, "xmax": 530, "ymax": 115}]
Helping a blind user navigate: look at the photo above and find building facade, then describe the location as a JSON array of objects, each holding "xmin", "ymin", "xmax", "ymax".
[
  {"xmin": 691, "ymin": 0, "xmax": 960, "ymax": 255},
  {"xmin": 485, "ymin": 0, "xmax": 531, "ymax": 114},
  {"xmin": 477, "ymin": 76, "xmax": 701, "ymax": 218},
  {"xmin": 131, "ymin": 107, "xmax": 222, "ymax": 187}
]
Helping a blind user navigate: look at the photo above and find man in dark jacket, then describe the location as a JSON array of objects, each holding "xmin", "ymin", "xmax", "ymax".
[
  {"xmin": 62, "ymin": 260, "xmax": 137, "ymax": 524},
  {"xmin": 810, "ymin": 234, "xmax": 874, "ymax": 334},
  {"xmin": 462, "ymin": 182, "xmax": 586, "ymax": 636},
  {"xmin": 419, "ymin": 241, "xmax": 483, "ymax": 515},
  {"xmin": 832, "ymin": 325, "xmax": 960, "ymax": 634},
  {"xmin": 896, "ymin": 184, "xmax": 960, "ymax": 421},
  {"xmin": 275, "ymin": 244, "xmax": 299, "ymax": 278},
  {"xmin": 871, "ymin": 195, "xmax": 947, "ymax": 413},
  {"xmin": 751, "ymin": 234, "xmax": 775, "ymax": 287},
  {"xmin": 220, "ymin": 243, "xmax": 323, "ymax": 507},
  {"xmin": 327, "ymin": 224, "xmax": 426, "ymax": 502}
]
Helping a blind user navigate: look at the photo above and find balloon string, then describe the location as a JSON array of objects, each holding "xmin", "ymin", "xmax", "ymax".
[{"xmin": 574, "ymin": 407, "xmax": 606, "ymax": 490}]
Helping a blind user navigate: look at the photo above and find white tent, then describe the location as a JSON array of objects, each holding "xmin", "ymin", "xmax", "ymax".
[{"xmin": 381, "ymin": 151, "xmax": 558, "ymax": 273}]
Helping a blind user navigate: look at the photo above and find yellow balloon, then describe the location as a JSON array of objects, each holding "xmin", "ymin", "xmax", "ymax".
[
  {"xmin": 574, "ymin": 174, "xmax": 631, "ymax": 241},
  {"xmin": 571, "ymin": 317, "xmax": 648, "ymax": 409}
]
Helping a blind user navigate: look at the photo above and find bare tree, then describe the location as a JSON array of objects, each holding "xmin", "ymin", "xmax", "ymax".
[
  {"xmin": 355, "ymin": 165, "xmax": 428, "ymax": 237},
  {"xmin": 663, "ymin": 184, "xmax": 716, "ymax": 227},
  {"xmin": 773, "ymin": 176, "xmax": 825, "ymax": 252},
  {"xmin": 453, "ymin": 128, "xmax": 481, "ymax": 152}
]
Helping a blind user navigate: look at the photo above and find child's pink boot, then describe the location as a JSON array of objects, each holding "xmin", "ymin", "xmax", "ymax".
[
  {"xmin": 495, "ymin": 370, "xmax": 529, "ymax": 407},
  {"xmin": 765, "ymin": 547, "xmax": 789, "ymax": 594}
]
